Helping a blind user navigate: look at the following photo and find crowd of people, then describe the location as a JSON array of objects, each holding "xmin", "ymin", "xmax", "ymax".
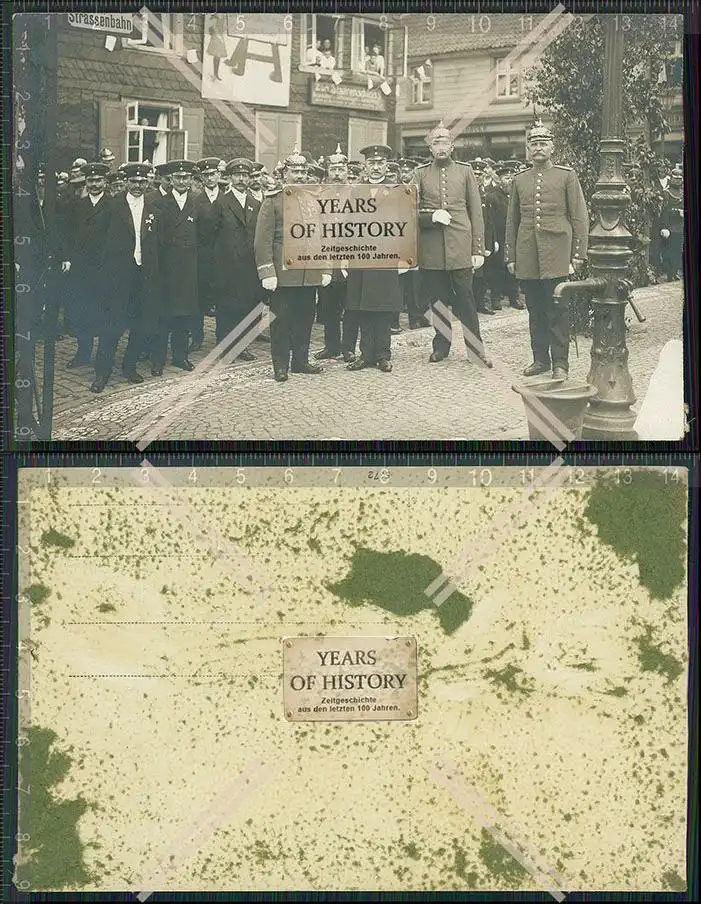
[{"xmin": 29, "ymin": 120, "xmax": 682, "ymax": 393}]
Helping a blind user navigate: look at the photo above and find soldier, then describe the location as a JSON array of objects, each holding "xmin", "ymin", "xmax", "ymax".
[
  {"xmin": 90, "ymin": 162, "xmax": 159, "ymax": 393},
  {"xmin": 658, "ymin": 163, "xmax": 684, "ymax": 281},
  {"xmin": 254, "ymin": 148, "xmax": 332, "ymax": 382},
  {"xmin": 67, "ymin": 158, "xmax": 89, "ymax": 202},
  {"xmin": 150, "ymin": 159, "xmax": 200, "ymax": 375},
  {"xmin": 505, "ymin": 121, "xmax": 588, "ymax": 379},
  {"xmin": 190, "ymin": 156, "xmax": 224, "ymax": 352},
  {"xmin": 314, "ymin": 145, "xmax": 358, "ymax": 363},
  {"xmin": 213, "ymin": 157, "xmax": 261, "ymax": 361},
  {"xmin": 153, "ymin": 164, "xmax": 172, "ymax": 199},
  {"xmin": 347, "ymin": 162, "xmax": 362, "ymax": 184},
  {"xmin": 412, "ymin": 123, "xmax": 492, "ymax": 367},
  {"xmin": 345, "ymin": 145, "xmax": 405, "ymax": 373},
  {"xmin": 99, "ymin": 148, "xmax": 116, "ymax": 171},
  {"xmin": 485, "ymin": 164, "xmax": 525, "ymax": 310},
  {"xmin": 59, "ymin": 161, "xmax": 111, "ymax": 369}
]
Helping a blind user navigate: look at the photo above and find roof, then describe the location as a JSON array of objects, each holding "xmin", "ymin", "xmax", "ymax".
[{"xmin": 405, "ymin": 13, "xmax": 566, "ymax": 57}]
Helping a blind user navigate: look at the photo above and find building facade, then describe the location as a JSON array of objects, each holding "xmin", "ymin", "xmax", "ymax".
[
  {"xmin": 393, "ymin": 13, "xmax": 553, "ymax": 161},
  {"xmin": 53, "ymin": 12, "xmax": 408, "ymax": 172}
]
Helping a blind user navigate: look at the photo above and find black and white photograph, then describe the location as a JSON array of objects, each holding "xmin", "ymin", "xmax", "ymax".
[{"xmin": 11, "ymin": 9, "xmax": 687, "ymax": 442}]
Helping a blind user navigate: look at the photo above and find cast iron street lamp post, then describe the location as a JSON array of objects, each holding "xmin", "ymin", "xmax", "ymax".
[{"xmin": 552, "ymin": 16, "xmax": 638, "ymax": 439}]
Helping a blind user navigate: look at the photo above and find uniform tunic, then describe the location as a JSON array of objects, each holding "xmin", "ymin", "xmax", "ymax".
[
  {"xmin": 411, "ymin": 158, "xmax": 485, "ymax": 269},
  {"xmin": 254, "ymin": 190, "xmax": 330, "ymax": 287},
  {"xmin": 504, "ymin": 163, "xmax": 588, "ymax": 279}
]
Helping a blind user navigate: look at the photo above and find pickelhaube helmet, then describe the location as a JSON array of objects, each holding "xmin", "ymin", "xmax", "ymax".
[
  {"xmin": 284, "ymin": 147, "xmax": 307, "ymax": 167},
  {"xmin": 327, "ymin": 143, "xmax": 348, "ymax": 165},
  {"xmin": 527, "ymin": 119, "xmax": 553, "ymax": 141},
  {"xmin": 426, "ymin": 120, "xmax": 452, "ymax": 144}
]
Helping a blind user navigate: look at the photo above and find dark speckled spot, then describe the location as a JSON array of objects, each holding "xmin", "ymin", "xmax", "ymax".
[
  {"xmin": 478, "ymin": 829, "xmax": 530, "ymax": 884},
  {"xmin": 583, "ymin": 472, "xmax": 686, "ymax": 600},
  {"xmin": 326, "ymin": 547, "xmax": 474, "ymax": 634},
  {"xmin": 15, "ymin": 727, "xmax": 97, "ymax": 890},
  {"xmin": 25, "ymin": 584, "xmax": 51, "ymax": 606},
  {"xmin": 40, "ymin": 528, "xmax": 75, "ymax": 550}
]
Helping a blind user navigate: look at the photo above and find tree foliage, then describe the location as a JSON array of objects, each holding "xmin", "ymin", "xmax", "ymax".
[{"xmin": 523, "ymin": 13, "xmax": 682, "ymax": 308}]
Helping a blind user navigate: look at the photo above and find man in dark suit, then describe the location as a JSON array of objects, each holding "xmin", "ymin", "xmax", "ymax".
[
  {"xmin": 60, "ymin": 161, "xmax": 111, "ymax": 369},
  {"xmin": 191, "ymin": 156, "xmax": 224, "ymax": 352},
  {"xmin": 213, "ymin": 157, "xmax": 261, "ymax": 361},
  {"xmin": 657, "ymin": 164, "xmax": 683, "ymax": 281},
  {"xmin": 150, "ymin": 159, "xmax": 200, "ymax": 375},
  {"xmin": 485, "ymin": 165, "xmax": 525, "ymax": 310},
  {"xmin": 346, "ymin": 145, "xmax": 405, "ymax": 374},
  {"xmin": 254, "ymin": 148, "xmax": 332, "ymax": 382},
  {"xmin": 412, "ymin": 122, "xmax": 492, "ymax": 367},
  {"xmin": 90, "ymin": 162, "xmax": 160, "ymax": 393}
]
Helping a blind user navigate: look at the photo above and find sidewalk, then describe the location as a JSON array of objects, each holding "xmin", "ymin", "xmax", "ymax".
[{"xmin": 45, "ymin": 281, "xmax": 684, "ymax": 441}]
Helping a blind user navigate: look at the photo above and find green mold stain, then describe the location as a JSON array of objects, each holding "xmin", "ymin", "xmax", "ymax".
[
  {"xmin": 326, "ymin": 547, "xmax": 474, "ymax": 634},
  {"xmin": 15, "ymin": 726, "xmax": 97, "ymax": 891},
  {"xmin": 25, "ymin": 584, "xmax": 51, "ymax": 606},
  {"xmin": 661, "ymin": 869, "xmax": 686, "ymax": 891},
  {"xmin": 478, "ymin": 829, "xmax": 530, "ymax": 885},
  {"xmin": 40, "ymin": 529, "xmax": 75, "ymax": 550},
  {"xmin": 97, "ymin": 603, "xmax": 116, "ymax": 613},
  {"xmin": 484, "ymin": 663, "xmax": 534, "ymax": 696},
  {"xmin": 634, "ymin": 625, "xmax": 684, "ymax": 684},
  {"xmin": 583, "ymin": 472, "xmax": 686, "ymax": 600}
]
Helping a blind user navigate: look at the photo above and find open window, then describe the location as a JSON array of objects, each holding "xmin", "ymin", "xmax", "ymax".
[
  {"xmin": 123, "ymin": 12, "xmax": 183, "ymax": 54},
  {"xmin": 125, "ymin": 102, "xmax": 184, "ymax": 165},
  {"xmin": 494, "ymin": 56, "xmax": 520, "ymax": 100},
  {"xmin": 350, "ymin": 18, "xmax": 389, "ymax": 76},
  {"xmin": 300, "ymin": 14, "xmax": 342, "ymax": 70}
]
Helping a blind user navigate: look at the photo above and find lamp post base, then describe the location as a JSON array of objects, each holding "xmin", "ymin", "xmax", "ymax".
[{"xmin": 581, "ymin": 406, "xmax": 638, "ymax": 441}]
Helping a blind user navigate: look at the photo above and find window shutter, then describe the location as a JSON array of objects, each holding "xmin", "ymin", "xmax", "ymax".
[
  {"xmin": 99, "ymin": 100, "xmax": 126, "ymax": 167},
  {"xmin": 256, "ymin": 112, "xmax": 280, "ymax": 173},
  {"xmin": 278, "ymin": 116, "xmax": 300, "ymax": 163},
  {"xmin": 182, "ymin": 107, "xmax": 204, "ymax": 162}
]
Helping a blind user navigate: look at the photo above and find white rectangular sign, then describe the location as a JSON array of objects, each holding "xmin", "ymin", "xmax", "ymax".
[{"xmin": 66, "ymin": 13, "xmax": 134, "ymax": 35}]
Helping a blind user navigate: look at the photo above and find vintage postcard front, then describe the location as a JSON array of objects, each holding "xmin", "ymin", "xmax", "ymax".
[{"xmin": 14, "ymin": 465, "xmax": 689, "ymax": 894}]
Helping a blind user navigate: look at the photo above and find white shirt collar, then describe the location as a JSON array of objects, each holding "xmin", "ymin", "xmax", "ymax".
[
  {"xmin": 126, "ymin": 191, "xmax": 144, "ymax": 204},
  {"xmin": 172, "ymin": 189, "xmax": 188, "ymax": 200},
  {"xmin": 89, "ymin": 192, "xmax": 104, "ymax": 205}
]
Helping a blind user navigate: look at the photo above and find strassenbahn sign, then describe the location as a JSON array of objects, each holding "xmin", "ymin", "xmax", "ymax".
[{"xmin": 66, "ymin": 13, "xmax": 134, "ymax": 35}]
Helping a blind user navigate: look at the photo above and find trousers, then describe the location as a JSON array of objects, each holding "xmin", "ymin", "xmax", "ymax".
[
  {"xmin": 268, "ymin": 286, "xmax": 317, "ymax": 370},
  {"xmin": 421, "ymin": 268, "xmax": 484, "ymax": 356},
  {"xmin": 358, "ymin": 311, "xmax": 393, "ymax": 364},
  {"xmin": 521, "ymin": 277, "xmax": 570, "ymax": 369}
]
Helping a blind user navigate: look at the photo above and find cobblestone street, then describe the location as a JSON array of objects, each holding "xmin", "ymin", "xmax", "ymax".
[{"xmin": 43, "ymin": 281, "xmax": 683, "ymax": 441}]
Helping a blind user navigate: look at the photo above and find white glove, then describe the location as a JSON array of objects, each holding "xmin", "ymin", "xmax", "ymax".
[
  {"xmin": 472, "ymin": 254, "xmax": 484, "ymax": 270},
  {"xmin": 484, "ymin": 250, "xmax": 491, "ymax": 257},
  {"xmin": 320, "ymin": 274, "xmax": 332, "ymax": 287},
  {"xmin": 507, "ymin": 263, "xmax": 515, "ymax": 276},
  {"xmin": 493, "ymin": 241, "xmax": 499, "ymax": 253},
  {"xmin": 261, "ymin": 276, "xmax": 278, "ymax": 292},
  {"xmin": 661, "ymin": 228, "xmax": 670, "ymax": 238},
  {"xmin": 568, "ymin": 263, "xmax": 575, "ymax": 275},
  {"xmin": 341, "ymin": 269, "xmax": 348, "ymax": 278},
  {"xmin": 432, "ymin": 209, "xmax": 452, "ymax": 226},
  {"xmin": 61, "ymin": 261, "xmax": 71, "ymax": 273},
  {"xmin": 398, "ymin": 268, "xmax": 409, "ymax": 275}
]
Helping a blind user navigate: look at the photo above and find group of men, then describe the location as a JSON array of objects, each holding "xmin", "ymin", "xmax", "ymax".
[{"xmin": 43, "ymin": 117, "xmax": 598, "ymax": 392}]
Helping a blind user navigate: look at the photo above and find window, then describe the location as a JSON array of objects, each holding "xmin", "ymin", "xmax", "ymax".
[
  {"xmin": 300, "ymin": 14, "xmax": 342, "ymax": 69},
  {"xmin": 495, "ymin": 57, "xmax": 520, "ymax": 99},
  {"xmin": 351, "ymin": 18, "xmax": 389, "ymax": 76},
  {"xmin": 123, "ymin": 12, "xmax": 183, "ymax": 54},
  {"xmin": 409, "ymin": 64, "xmax": 432, "ymax": 106},
  {"xmin": 125, "ymin": 102, "xmax": 184, "ymax": 165}
]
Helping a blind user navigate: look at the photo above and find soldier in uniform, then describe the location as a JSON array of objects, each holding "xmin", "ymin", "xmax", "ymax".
[
  {"xmin": 505, "ymin": 122, "xmax": 588, "ymax": 379},
  {"xmin": 248, "ymin": 163, "xmax": 265, "ymax": 203},
  {"xmin": 412, "ymin": 122, "xmax": 492, "ymax": 367},
  {"xmin": 214, "ymin": 157, "xmax": 261, "ymax": 361},
  {"xmin": 254, "ymin": 148, "xmax": 332, "ymax": 382},
  {"xmin": 190, "ymin": 156, "xmax": 224, "ymax": 352},
  {"xmin": 658, "ymin": 163, "xmax": 684, "ymax": 281},
  {"xmin": 99, "ymin": 148, "xmax": 116, "ymax": 171},
  {"xmin": 314, "ymin": 145, "xmax": 359, "ymax": 363},
  {"xmin": 346, "ymin": 145, "xmax": 405, "ymax": 373},
  {"xmin": 90, "ymin": 162, "xmax": 160, "ymax": 393},
  {"xmin": 107, "ymin": 170, "xmax": 127, "ymax": 196},
  {"xmin": 150, "ymin": 159, "xmax": 200, "ymax": 375},
  {"xmin": 59, "ymin": 161, "xmax": 111, "ymax": 368}
]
